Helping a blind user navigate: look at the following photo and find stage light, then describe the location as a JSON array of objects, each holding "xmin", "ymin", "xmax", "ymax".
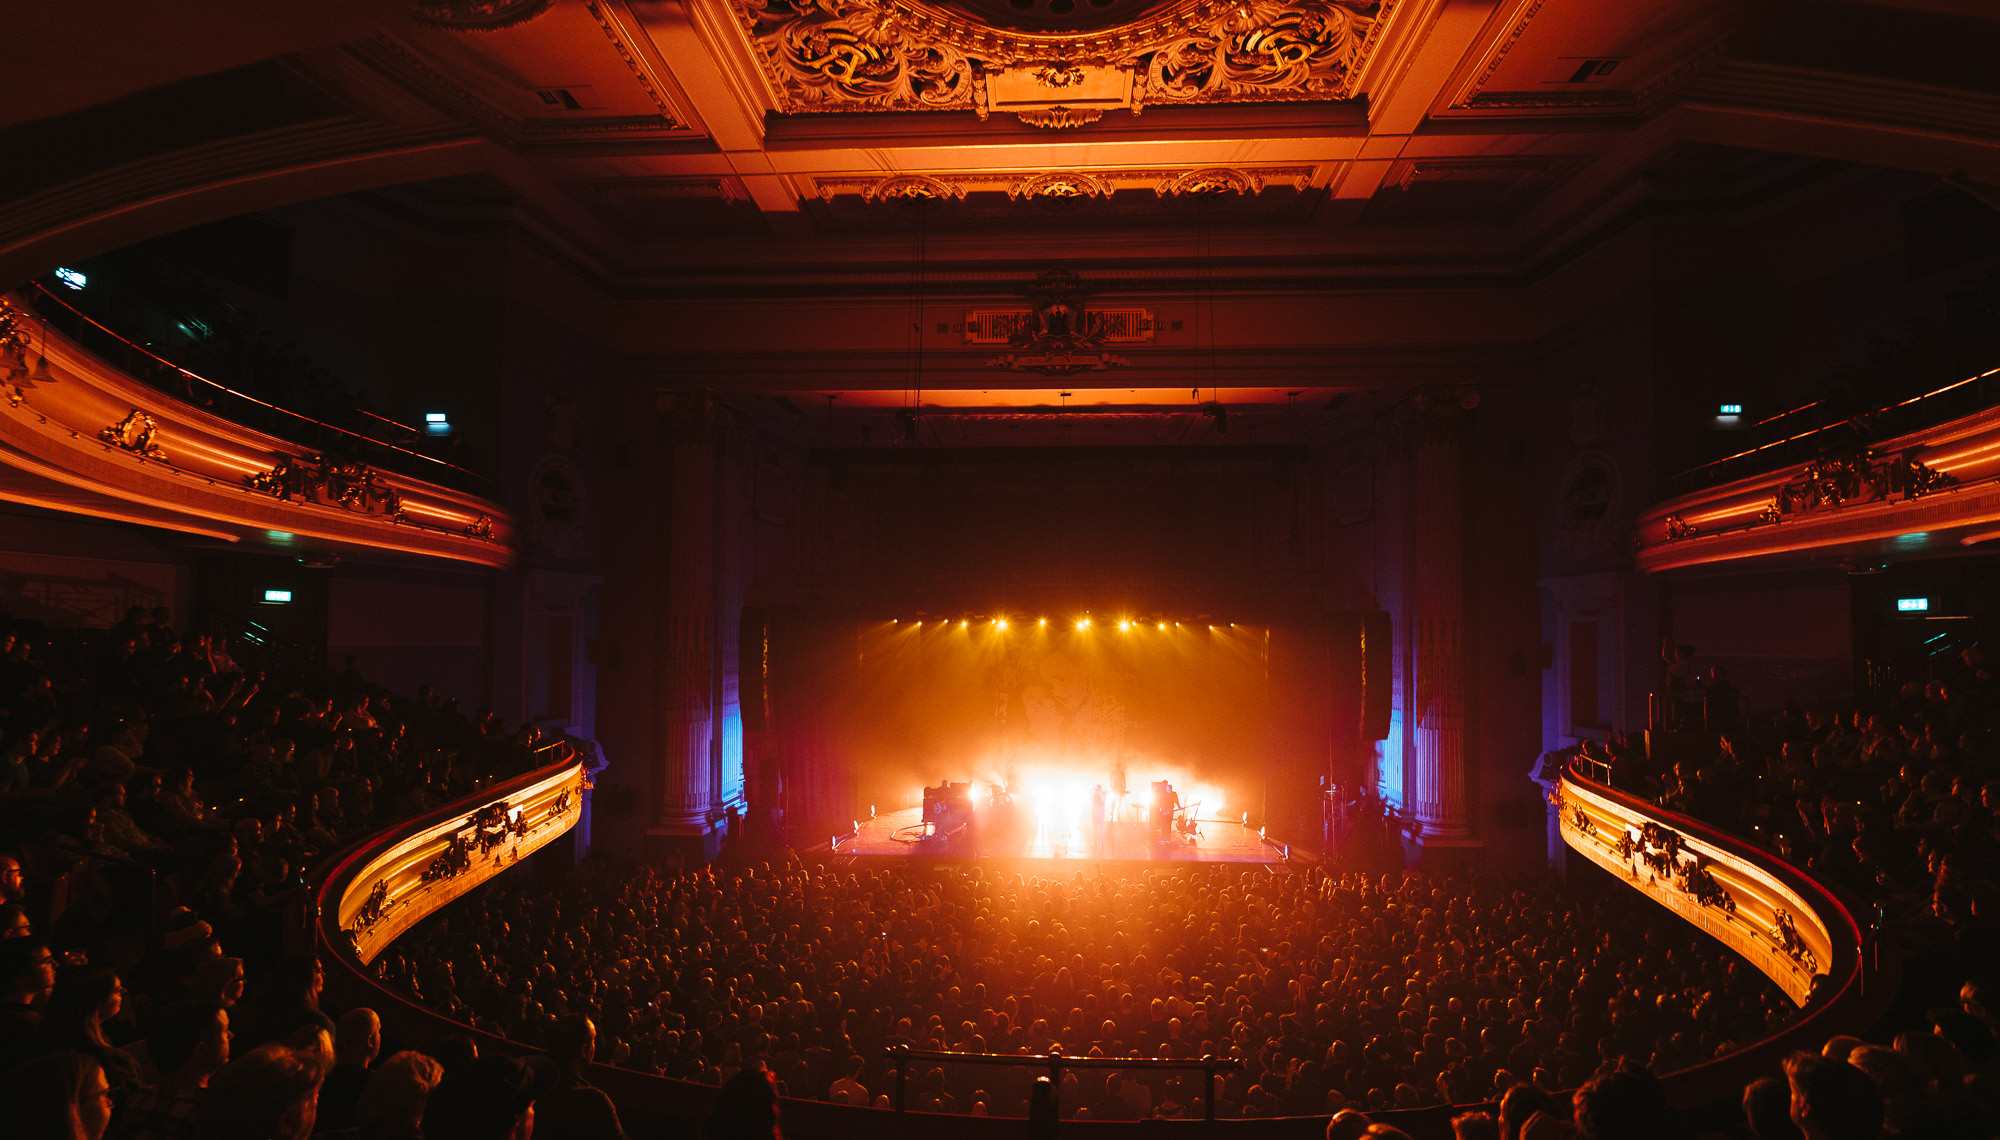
[
  {"xmin": 1075, "ymin": 617, "xmax": 1091, "ymax": 631},
  {"xmin": 995, "ymin": 619, "xmax": 1009, "ymax": 631},
  {"xmin": 1157, "ymin": 622, "xmax": 1166, "ymax": 631},
  {"xmin": 1118, "ymin": 620, "xmax": 1131, "ymax": 632},
  {"xmin": 961, "ymin": 619, "xmax": 968, "ymax": 628},
  {"xmin": 1039, "ymin": 618, "xmax": 1047, "ymax": 627}
]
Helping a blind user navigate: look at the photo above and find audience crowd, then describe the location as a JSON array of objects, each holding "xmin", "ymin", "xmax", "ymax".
[
  {"xmin": 6, "ymin": 599, "xmax": 1999, "ymax": 1140},
  {"xmin": 379, "ymin": 857, "xmax": 1797, "ymax": 1122},
  {"xmin": 0, "ymin": 609, "xmax": 557, "ymax": 1139}
]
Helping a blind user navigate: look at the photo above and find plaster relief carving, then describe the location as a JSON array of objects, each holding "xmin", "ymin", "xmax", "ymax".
[{"xmin": 734, "ymin": 0, "xmax": 1390, "ymax": 119}]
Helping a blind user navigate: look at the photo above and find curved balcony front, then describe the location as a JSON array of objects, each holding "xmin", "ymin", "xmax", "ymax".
[
  {"xmin": 0, "ymin": 294, "xmax": 514, "ymax": 566},
  {"xmin": 1555, "ymin": 763, "xmax": 1892, "ymax": 1107},
  {"xmin": 1633, "ymin": 388, "xmax": 2000, "ymax": 573}
]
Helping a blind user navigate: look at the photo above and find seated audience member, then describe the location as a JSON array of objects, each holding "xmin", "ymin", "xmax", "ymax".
[
  {"xmin": 0, "ymin": 935, "xmax": 56, "ymax": 1072},
  {"xmin": 1784, "ymin": 1053, "xmax": 1885, "ymax": 1140},
  {"xmin": 197, "ymin": 1041, "xmax": 334, "ymax": 1140},
  {"xmin": 119, "ymin": 1002, "xmax": 231, "ymax": 1140},
  {"xmin": 1, "ymin": 1050, "xmax": 115, "ymax": 1140},
  {"xmin": 535, "ymin": 1014, "xmax": 626, "ymax": 1140},
  {"xmin": 39, "ymin": 968, "xmax": 144, "ymax": 1095},
  {"xmin": 426, "ymin": 1054, "xmax": 557, "ymax": 1140},
  {"xmin": 354, "ymin": 1051, "xmax": 446, "ymax": 1140},
  {"xmin": 314, "ymin": 1008, "xmax": 381, "ymax": 1133}
]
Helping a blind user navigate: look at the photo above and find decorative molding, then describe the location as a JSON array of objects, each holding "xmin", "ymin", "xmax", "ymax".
[
  {"xmin": 0, "ymin": 294, "xmax": 516, "ymax": 567},
  {"xmin": 858, "ymin": 173, "xmax": 967, "ymax": 201},
  {"xmin": 983, "ymin": 269, "xmax": 1134, "ymax": 375},
  {"xmin": 731, "ymin": 0, "xmax": 1392, "ymax": 117},
  {"xmin": 244, "ymin": 454, "xmax": 410, "ymax": 523},
  {"xmin": 809, "ymin": 164, "xmax": 1314, "ymax": 201},
  {"xmin": 584, "ymin": 0, "xmax": 687, "ymax": 129},
  {"xmin": 412, "ymin": 0, "xmax": 552, "ymax": 31},
  {"xmin": 1159, "ymin": 166, "xmax": 1261, "ymax": 196},
  {"xmin": 1017, "ymin": 105, "xmax": 1105, "ymax": 129},
  {"xmin": 1006, "ymin": 171, "xmax": 1114, "ymax": 200},
  {"xmin": 98, "ymin": 410, "xmax": 166, "ymax": 461},
  {"xmin": 964, "ymin": 305, "xmax": 1153, "ymax": 344}
]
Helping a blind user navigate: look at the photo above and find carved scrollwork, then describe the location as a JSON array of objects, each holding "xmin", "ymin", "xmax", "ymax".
[
  {"xmin": 1663, "ymin": 514, "xmax": 1697, "ymax": 542},
  {"xmin": 99, "ymin": 410, "xmax": 165, "ymax": 460},
  {"xmin": 1006, "ymin": 171, "xmax": 1113, "ymax": 201},
  {"xmin": 1773, "ymin": 907, "xmax": 1817, "ymax": 972},
  {"xmin": 1160, "ymin": 167, "xmax": 1263, "ymax": 196},
  {"xmin": 1017, "ymin": 106, "xmax": 1105, "ymax": 129},
  {"xmin": 1144, "ymin": 0, "xmax": 1375, "ymax": 106},
  {"xmin": 466, "ymin": 514, "xmax": 497, "ymax": 541},
  {"xmin": 422, "ymin": 832, "xmax": 473, "ymax": 882},
  {"xmin": 985, "ymin": 269, "xmax": 1133, "ymax": 376},
  {"xmin": 353, "ymin": 879, "xmax": 390, "ymax": 932},
  {"xmin": 859, "ymin": 174, "xmax": 966, "ymax": 202},
  {"xmin": 1762, "ymin": 447, "xmax": 1958, "ymax": 522},
  {"xmin": 742, "ymin": 0, "xmax": 978, "ymax": 112},
  {"xmin": 733, "ymin": 0, "xmax": 1384, "ymax": 116},
  {"xmin": 245, "ymin": 455, "xmax": 405, "ymax": 521}
]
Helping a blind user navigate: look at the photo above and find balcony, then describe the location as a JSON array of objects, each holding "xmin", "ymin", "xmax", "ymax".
[{"xmin": 0, "ymin": 292, "xmax": 514, "ymax": 566}]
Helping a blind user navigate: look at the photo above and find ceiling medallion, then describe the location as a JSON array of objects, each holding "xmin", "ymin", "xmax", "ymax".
[
  {"xmin": 985, "ymin": 269, "xmax": 1133, "ymax": 375},
  {"xmin": 412, "ymin": 0, "xmax": 551, "ymax": 31},
  {"xmin": 735, "ymin": 0, "xmax": 1391, "ymax": 121}
]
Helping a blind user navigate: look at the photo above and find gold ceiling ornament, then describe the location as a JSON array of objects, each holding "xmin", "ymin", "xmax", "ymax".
[
  {"xmin": 412, "ymin": 0, "xmax": 551, "ymax": 31},
  {"xmin": 1160, "ymin": 166, "xmax": 1262, "ymax": 195},
  {"xmin": 1005, "ymin": 171, "xmax": 1114, "ymax": 200},
  {"xmin": 734, "ymin": 0, "xmax": 1391, "ymax": 116},
  {"xmin": 1017, "ymin": 106, "xmax": 1105, "ymax": 128},
  {"xmin": 860, "ymin": 174, "xmax": 968, "ymax": 201},
  {"xmin": 985, "ymin": 269, "xmax": 1134, "ymax": 375}
]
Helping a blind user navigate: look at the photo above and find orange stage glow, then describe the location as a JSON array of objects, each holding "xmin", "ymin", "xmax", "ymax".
[{"xmin": 995, "ymin": 618, "xmax": 1009, "ymax": 630}]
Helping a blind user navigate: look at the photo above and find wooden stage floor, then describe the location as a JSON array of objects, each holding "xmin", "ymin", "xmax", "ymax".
[{"xmin": 834, "ymin": 806, "xmax": 1287, "ymax": 863}]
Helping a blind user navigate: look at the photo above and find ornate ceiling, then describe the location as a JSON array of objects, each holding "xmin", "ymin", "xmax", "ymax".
[{"xmin": 4, "ymin": 0, "xmax": 2000, "ymax": 408}]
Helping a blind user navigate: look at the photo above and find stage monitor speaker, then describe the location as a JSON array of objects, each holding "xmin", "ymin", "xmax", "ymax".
[{"xmin": 1360, "ymin": 610, "xmax": 1392, "ymax": 742}]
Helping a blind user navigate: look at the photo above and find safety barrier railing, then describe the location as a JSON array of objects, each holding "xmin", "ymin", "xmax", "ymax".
[{"xmin": 884, "ymin": 1046, "xmax": 1243, "ymax": 1122}]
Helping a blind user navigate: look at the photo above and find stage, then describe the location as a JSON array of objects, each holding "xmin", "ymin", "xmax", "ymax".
[{"xmin": 834, "ymin": 804, "xmax": 1287, "ymax": 863}]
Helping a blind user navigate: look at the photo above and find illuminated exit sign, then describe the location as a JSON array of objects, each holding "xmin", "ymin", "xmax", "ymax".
[{"xmin": 1897, "ymin": 597, "xmax": 1929, "ymax": 612}]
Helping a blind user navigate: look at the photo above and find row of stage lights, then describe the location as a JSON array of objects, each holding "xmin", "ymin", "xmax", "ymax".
[{"xmin": 894, "ymin": 616, "xmax": 1242, "ymax": 633}]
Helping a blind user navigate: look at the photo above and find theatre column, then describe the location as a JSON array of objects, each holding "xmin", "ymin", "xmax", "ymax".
[
  {"xmin": 1408, "ymin": 388, "xmax": 1477, "ymax": 851},
  {"xmin": 651, "ymin": 392, "xmax": 747, "ymax": 855}
]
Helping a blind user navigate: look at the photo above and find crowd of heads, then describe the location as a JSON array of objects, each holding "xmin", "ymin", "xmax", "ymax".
[
  {"xmin": 1573, "ymin": 646, "xmax": 1999, "ymax": 1016},
  {"xmin": 0, "ymin": 609, "xmax": 561, "ymax": 1138},
  {"xmin": 378, "ymin": 855, "xmax": 1797, "ymax": 1123}
]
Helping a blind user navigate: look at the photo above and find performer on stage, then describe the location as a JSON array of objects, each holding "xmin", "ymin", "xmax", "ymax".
[
  {"xmin": 1089, "ymin": 785, "xmax": 1107, "ymax": 851},
  {"xmin": 1151, "ymin": 780, "xmax": 1180, "ymax": 843}
]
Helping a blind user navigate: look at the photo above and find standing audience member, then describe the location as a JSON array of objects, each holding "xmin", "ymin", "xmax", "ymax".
[
  {"xmin": 425, "ymin": 1053, "xmax": 556, "ymax": 1140},
  {"xmin": 1784, "ymin": 1053, "xmax": 1885, "ymax": 1140},
  {"xmin": 315, "ymin": 1008, "xmax": 381, "ymax": 1133},
  {"xmin": 534, "ymin": 1014, "xmax": 626, "ymax": 1140},
  {"xmin": 197, "ymin": 1040, "xmax": 333, "ymax": 1140},
  {"xmin": 355, "ymin": 1051, "xmax": 446, "ymax": 1140}
]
